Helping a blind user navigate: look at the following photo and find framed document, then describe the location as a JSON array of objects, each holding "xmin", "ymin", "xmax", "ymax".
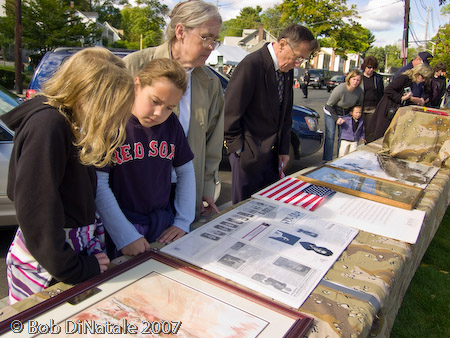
[
  {"xmin": 328, "ymin": 149, "xmax": 439, "ymax": 189},
  {"xmin": 0, "ymin": 252, "xmax": 313, "ymax": 337},
  {"xmin": 298, "ymin": 165, "xmax": 423, "ymax": 210}
]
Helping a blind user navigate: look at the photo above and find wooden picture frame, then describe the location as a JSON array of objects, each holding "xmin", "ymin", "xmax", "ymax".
[
  {"xmin": 0, "ymin": 252, "xmax": 313, "ymax": 337},
  {"xmin": 298, "ymin": 165, "xmax": 423, "ymax": 210}
]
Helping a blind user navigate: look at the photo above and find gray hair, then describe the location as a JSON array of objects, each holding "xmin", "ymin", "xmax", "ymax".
[
  {"xmin": 278, "ymin": 24, "xmax": 319, "ymax": 53},
  {"xmin": 166, "ymin": 0, "xmax": 222, "ymax": 42}
]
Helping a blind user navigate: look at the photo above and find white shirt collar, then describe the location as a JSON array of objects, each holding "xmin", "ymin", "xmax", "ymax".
[{"xmin": 267, "ymin": 43, "xmax": 280, "ymax": 72}]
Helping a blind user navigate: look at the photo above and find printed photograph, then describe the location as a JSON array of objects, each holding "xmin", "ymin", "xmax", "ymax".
[{"xmin": 59, "ymin": 272, "xmax": 268, "ymax": 337}]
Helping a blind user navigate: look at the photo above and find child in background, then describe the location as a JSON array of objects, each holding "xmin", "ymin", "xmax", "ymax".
[
  {"xmin": 96, "ymin": 58, "xmax": 195, "ymax": 258},
  {"xmin": 2, "ymin": 47, "xmax": 135, "ymax": 304},
  {"xmin": 337, "ymin": 105, "xmax": 366, "ymax": 157}
]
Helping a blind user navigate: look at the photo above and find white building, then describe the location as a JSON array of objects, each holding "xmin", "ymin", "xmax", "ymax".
[
  {"xmin": 206, "ymin": 45, "xmax": 249, "ymax": 67},
  {"xmin": 311, "ymin": 47, "xmax": 362, "ymax": 73},
  {"xmin": 0, "ymin": 0, "xmax": 5, "ymax": 17},
  {"xmin": 74, "ymin": 10, "xmax": 122, "ymax": 46},
  {"xmin": 223, "ymin": 25, "xmax": 277, "ymax": 52}
]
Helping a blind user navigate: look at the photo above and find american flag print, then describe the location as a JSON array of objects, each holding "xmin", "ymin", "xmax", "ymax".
[{"xmin": 255, "ymin": 177, "xmax": 335, "ymax": 211}]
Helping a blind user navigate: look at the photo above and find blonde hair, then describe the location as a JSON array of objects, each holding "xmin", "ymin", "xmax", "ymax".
[
  {"xmin": 345, "ymin": 70, "xmax": 362, "ymax": 85},
  {"xmin": 403, "ymin": 63, "xmax": 434, "ymax": 81},
  {"xmin": 137, "ymin": 58, "xmax": 188, "ymax": 93},
  {"xmin": 42, "ymin": 47, "xmax": 134, "ymax": 168},
  {"xmin": 166, "ymin": 0, "xmax": 221, "ymax": 42}
]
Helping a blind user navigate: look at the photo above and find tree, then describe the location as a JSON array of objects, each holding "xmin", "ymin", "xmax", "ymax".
[
  {"xmin": 364, "ymin": 45, "xmax": 403, "ymax": 73},
  {"xmin": 260, "ymin": 5, "xmax": 283, "ymax": 38},
  {"xmin": 0, "ymin": 0, "xmax": 101, "ymax": 54},
  {"xmin": 93, "ymin": 1, "xmax": 124, "ymax": 29},
  {"xmin": 429, "ymin": 24, "xmax": 450, "ymax": 72},
  {"xmin": 0, "ymin": 1, "xmax": 15, "ymax": 53},
  {"xmin": 324, "ymin": 21, "xmax": 375, "ymax": 56},
  {"xmin": 278, "ymin": 0, "xmax": 373, "ymax": 55},
  {"xmin": 220, "ymin": 6, "xmax": 262, "ymax": 39},
  {"xmin": 120, "ymin": 0, "xmax": 168, "ymax": 50},
  {"xmin": 279, "ymin": 0, "xmax": 358, "ymax": 38},
  {"xmin": 441, "ymin": 2, "xmax": 450, "ymax": 14}
]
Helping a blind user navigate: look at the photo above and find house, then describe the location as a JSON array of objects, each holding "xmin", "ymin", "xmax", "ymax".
[
  {"xmin": 0, "ymin": 0, "xmax": 5, "ymax": 17},
  {"xmin": 206, "ymin": 45, "xmax": 249, "ymax": 67},
  {"xmin": 310, "ymin": 47, "xmax": 362, "ymax": 73},
  {"xmin": 102, "ymin": 22, "xmax": 124, "ymax": 45},
  {"xmin": 223, "ymin": 25, "xmax": 277, "ymax": 52},
  {"xmin": 73, "ymin": 9, "xmax": 122, "ymax": 46}
]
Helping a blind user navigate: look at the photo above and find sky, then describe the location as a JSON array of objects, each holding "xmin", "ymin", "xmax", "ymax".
[{"xmin": 164, "ymin": 0, "xmax": 449, "ymax": 48}]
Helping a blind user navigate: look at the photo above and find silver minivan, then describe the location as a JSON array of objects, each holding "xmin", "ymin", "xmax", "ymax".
[{"xmin": 0, "ymin": 85, "xmax": 20, "ymax": 226}]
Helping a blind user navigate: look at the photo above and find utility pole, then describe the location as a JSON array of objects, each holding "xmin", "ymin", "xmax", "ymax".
[
  {"xmin": 402, "ymin": 0, "xmax": 410, "ymax": 66},
  {"xmin": 14, "ymin": 0, "xmax": 23, "ymax": 94},
  {"xmin": 385, "ymin": 52, "xmax": 388, "ymax": 73},
  {"xmin": 424, "ymin": 6, "xmax": 429, "ymax": 50}
]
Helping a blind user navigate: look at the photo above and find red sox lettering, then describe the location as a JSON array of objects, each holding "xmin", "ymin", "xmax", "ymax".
[{"xmin": 113, "ymin": 141, "xmax": 175, "ymax": 165}]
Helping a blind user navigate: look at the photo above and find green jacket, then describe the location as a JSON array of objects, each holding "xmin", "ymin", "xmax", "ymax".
[{"xmin": 123, "ymin": 42, "xmax": 225, "ymax": 219}]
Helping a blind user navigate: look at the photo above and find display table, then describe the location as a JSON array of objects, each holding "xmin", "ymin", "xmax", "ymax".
[
  {"xmin": 295, "ymin": 147, "xmax": 450, "ymax": 337},
  {"xmin": 1, "ymin": 149, "xmax": 449, "ymax": 337}
]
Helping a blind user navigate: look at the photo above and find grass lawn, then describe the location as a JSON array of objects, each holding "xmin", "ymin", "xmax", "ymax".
[{"xmin": 390, "ymin": 208, "xmax": 450, "ymax": 337}]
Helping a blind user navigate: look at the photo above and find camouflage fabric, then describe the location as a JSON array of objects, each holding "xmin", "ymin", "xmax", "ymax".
[
  {"xmin": 381, "ymin": 106, "xmax": 450, "ymax": 169},
  {"xmin": 300, "ymin": 163, "xmax": 449, "ymax": 337}
]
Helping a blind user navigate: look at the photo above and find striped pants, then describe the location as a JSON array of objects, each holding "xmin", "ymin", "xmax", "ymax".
[{"xmin": 6, "ymin": 220, "xmax": 105, "ymax": 305}]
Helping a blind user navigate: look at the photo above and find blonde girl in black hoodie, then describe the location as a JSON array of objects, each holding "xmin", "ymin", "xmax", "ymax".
[{"xmin": 1, "ymin": 47, "xmax": 134, "ymax": 304}]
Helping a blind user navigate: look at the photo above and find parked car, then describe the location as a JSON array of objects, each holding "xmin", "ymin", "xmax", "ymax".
[
  {"xmin": 307, "ymin": 69, "xmax": 331, "ymax": 89},
  {"xmin": 0, "ymin": 85, "xmax": 19, "ymax": 226},
  {"xmin": 326, "ymin": 75, "xmax": 346, "ymax": 92},
  {"xmin": 26, "ymin": 47, "xmax": 133, "ymax": 99}
]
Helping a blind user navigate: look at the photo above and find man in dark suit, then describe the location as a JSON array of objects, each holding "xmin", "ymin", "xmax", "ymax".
[{"xmin": 224, "ymin": 24, "xmax": 318, "ymax": 204}]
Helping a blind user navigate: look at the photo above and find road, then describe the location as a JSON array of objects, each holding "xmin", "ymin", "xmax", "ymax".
[{"xmin": 0, "ymin": 86, "xmax": 331, "ymax": 300}]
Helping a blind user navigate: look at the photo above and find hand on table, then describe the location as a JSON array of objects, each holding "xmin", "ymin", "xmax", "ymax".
[
  {"xmin": 201, "ymin": 196, "xmax": 220, "ymax": 216},
  {"xmin": 157, "ymin": 225, "xmax": 186, "ymax": 243},
  {"xmin": 120, "ymin": 237, "xmax": 151, "ymax": 256},
  {"xmin": 94, "ymin": 252, "xmax": 110, "ymax": 273}
]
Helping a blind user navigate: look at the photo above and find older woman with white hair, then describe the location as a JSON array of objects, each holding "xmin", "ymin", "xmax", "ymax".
[{"xmin": 110, "ymin": 0, "xmax": 224, "ymax": 256}]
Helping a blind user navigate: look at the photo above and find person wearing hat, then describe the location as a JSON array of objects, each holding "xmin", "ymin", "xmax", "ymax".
[
  {"xmin": 394, "ymin": 51, "xmax": 433, "ymax": 79},
  {"xmin": 394, "ymin": 51, "xmax": 433, "ymax": 103}
]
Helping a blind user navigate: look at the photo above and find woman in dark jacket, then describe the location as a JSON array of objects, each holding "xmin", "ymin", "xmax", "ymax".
[{"xmin": 366, "ymin": 63, "xmax": 433, "ymax": 143}]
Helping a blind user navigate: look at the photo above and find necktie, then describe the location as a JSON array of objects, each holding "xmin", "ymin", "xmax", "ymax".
[{"xmin": 276, "ymin": 70, "xmax": 284, "ymax": 104}]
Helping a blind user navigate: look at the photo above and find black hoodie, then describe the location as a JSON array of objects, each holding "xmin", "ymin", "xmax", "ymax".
[{"xmin": 1, "ymin": 96, "xmax": 100, "ymax": 284}]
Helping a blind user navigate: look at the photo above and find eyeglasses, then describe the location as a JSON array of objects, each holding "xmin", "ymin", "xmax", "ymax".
[
  {"xmin": 366, "ymin": 66, "xmax": 374, "ymax": 69},
  {"xmin": 195, "ymin": 34, "xmax": 220, "ymax": 49},
  {"xmin": 286, "ymin": 41, "xmax": 306, "ymax": 64}
]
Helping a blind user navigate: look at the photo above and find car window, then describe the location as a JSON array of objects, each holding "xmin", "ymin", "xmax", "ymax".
[
  {"xmin": 0, "ymin": 125, "xmax": 13, "ymax": 141},
  {"xmin": 29, "ymin": 49, "xmax": 135, "ymax": 93},
  {"xmin": 0, "ymin": 93, "xmax": 18, "ymax": 116},
  {"xmin": 31, "ymin": 55, "xmax": 73, "ymax": 91}
]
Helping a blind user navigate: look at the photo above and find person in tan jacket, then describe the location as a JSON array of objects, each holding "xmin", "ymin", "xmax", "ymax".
[{"xmin": 121, "ymin": 0, "xmax": 224, "ymax": 254}]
